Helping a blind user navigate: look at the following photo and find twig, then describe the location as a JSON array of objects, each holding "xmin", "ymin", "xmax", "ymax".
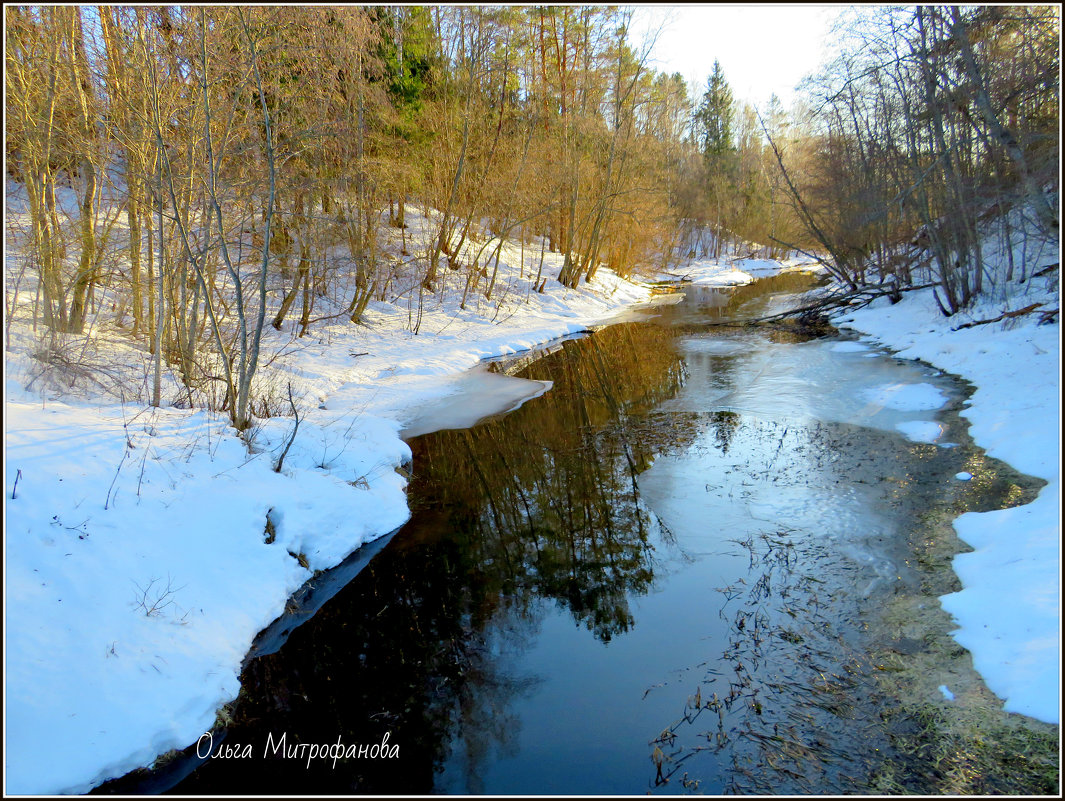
[
  {"xmin": 273, "ymin": 382, "xmax": 301, "ymax": 474},
  {"xmin": 12, "ymin": 468, "xmax": 22, "ymax": 500},
  {"xmin": 132, "ymin": 574, "xmax": 186, "ymax": 617},
  {"xmin": 136, "ymin": 440, "xmax": 152, "ymax": 498},
  {"xmin": 105, "ymin": 447, "xmax": 129, "ymax": 510}
]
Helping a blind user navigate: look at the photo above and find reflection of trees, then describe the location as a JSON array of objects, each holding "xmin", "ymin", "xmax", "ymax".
[
  {"xmin": 412, "ymin": 322, "xmax": 686, "ymax": 643},
  {"xmin": 709, "ymin": 410, "xmax": 741, "ymax": 454},
  {"xmin": 664, "ymin": 271, "xmax": 824, "ymax": 333},
  {"xmin": 722, "ymin": 271, "xmax": 822, "ymax": 317},
  {"xmin": 169, "ymin": 321, "xmax": 690, "ymax": 795},
  {"xmin": 169, "ymin": 511, "xmax": 542, "ymax": 795}
]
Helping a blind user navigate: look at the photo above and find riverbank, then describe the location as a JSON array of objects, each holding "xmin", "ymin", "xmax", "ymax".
[
  {"xmin": 834, "ymin": 276, "xmax": 1060, "ymax": 726},
  {"xmin": 3, "ymin": 198, "xmax": 810, "ymax": 796},
  {"xmin": 2, "ymin": 260, "xmax": 641, "ymax": 794}
]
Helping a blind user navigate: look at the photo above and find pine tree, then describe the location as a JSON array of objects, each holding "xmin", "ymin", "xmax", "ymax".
[
  {"xmin": 695, "ymin": 60, "xmax": 734, "ymax": 165},
  {"xmin": 694, "ymin": 60, "xmax": 737, "ymax": 255}
]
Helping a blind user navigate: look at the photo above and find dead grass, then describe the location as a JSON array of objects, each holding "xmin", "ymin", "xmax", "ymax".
[{"xmin": 868, "ymin": 499, "xmax": 1060, "ymax": 795}]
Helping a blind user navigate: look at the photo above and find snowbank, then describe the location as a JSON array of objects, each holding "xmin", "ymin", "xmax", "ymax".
[
  {"xmin": 669, "ymin": 254, "xmax": 817, "ymax": 287},
  {"xmin": 4, "ymin": 208, "xmax": 659, "ymax": 793},
  {"xmin": 834, "ymin": 282, "xmax": 1060, "ymax": 724}
]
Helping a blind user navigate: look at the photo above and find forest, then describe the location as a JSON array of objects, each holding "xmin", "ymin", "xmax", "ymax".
[{"xmin": 5, "ymin": 5, "xmax": 1060, "ymax": 430}]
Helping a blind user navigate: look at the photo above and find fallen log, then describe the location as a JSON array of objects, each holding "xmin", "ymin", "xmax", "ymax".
[
  {"xmin": 714, "ymin": 281, "xmax": 940, "ymax": 328},
  {"xmin": 1025, "ymin": 263, "xmax": 1059, "ymax": 281},
  {"xmin": 951, "ymin": 302, "xmax": 1045, "ymax": 331}
]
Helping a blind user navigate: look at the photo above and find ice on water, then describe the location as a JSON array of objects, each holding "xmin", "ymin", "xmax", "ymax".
[
  {"xmin": 398, "ymin": 368, "xmax": 552, "ymax": 439},
  {"xmin": 895, "ymin": 420, "xmax": 945, "ymax": 443},
  {"xmin": 860, "ymin": 382, "xmax": 949, "ymax": 412},
  {"xmin": 661, "ymin": 332, "xmax": 958, "ymax": 437}
]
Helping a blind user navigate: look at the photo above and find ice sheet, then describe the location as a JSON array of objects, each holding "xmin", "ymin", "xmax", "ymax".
[
  {"xmin": 661, "ymin": 334, "xmax": 961, "ymax": 438},
  {"xmin": 398, "ymin": 370, "xmax": 552, "ymax": 439},
  {"xmin": 860, "ymin": 382, "xmax": 949, "ymax": 412}
]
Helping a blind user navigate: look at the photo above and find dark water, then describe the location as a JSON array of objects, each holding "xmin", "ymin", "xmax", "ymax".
[{"xmin": 100, "ymin": 274, "xmax": 1038, "ymax": 795}]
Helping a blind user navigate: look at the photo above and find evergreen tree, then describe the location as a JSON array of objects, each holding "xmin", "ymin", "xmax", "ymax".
[
  {"xmin": 695, "ymin": 59, "xmax": 734, "ymax": 165},
  {"xmin": 370, "ymin": 6, "xmax": 436, "ymax": 117},
  {"xmin": 694, "ymin": 60, "xmax": 737, "ymax": 255}
]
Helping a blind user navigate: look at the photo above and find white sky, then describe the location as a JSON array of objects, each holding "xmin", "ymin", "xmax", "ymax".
[{"xmin": 631, "ymin": 4, "xmax": 840, "ymax": 109}]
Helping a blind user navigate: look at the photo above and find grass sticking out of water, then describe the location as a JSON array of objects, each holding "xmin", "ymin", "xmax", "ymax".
[{"xmin": 654, "ymin": 414, "xmax": 1058, "ymax": 796}]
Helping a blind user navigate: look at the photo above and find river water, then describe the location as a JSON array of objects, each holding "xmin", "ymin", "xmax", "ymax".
[{"xmin": 101, "ymin": 274, "xmax": 1037, "ymax": 795}]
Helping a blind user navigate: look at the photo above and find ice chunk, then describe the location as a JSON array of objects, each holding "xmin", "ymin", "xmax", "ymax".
[
  {"xmin": 399, "ymin": 370, "xmax": 552, "ymax": 439},
  {"xmin": 895, "ymin": 421, "xmax": 943, "ymax": 443}
]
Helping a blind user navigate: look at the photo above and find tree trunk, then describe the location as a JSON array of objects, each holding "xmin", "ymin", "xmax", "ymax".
[
  {"xmin": 950, "ymin": 7, "xmax": 1058, "ymax": 234},
  {"xmin": 68, "ymin": 159, "xmax": 97, "ymax": 334},
  {"xmin": 128, "ymin": 194, "xmax": 143, "ymax": 335}
]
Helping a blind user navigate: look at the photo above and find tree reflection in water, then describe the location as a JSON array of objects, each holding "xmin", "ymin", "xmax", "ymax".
[
  {"xmin": 415, "ymin": 322, "xmax": 686, "ymax": 643},
  {"xmin": 164, "ymin": 320, "xmax": 693, "ymax": 795}
]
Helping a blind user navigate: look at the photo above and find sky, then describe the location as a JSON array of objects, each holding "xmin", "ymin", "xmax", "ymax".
[{"xmin": 631, "ymin": 4, "xmax": 840, "ymax": 109}]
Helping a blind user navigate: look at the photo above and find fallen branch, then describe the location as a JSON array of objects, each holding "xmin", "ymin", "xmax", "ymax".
[
  {"xmin": 951, "ymin": 303, "xmax": 1045, "ymax": 331},
  {"xmin": 1025, "ymin": 262, "xmax": 1059, "ymax": 282},
  {"xmin": 705, "ymin": 281, "xmax": 940, "ymax": 329}
]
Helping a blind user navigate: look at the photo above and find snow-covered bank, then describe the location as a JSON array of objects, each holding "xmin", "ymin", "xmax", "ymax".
[
  {"xmin": 659, "ymin": 252, "xmax": 819, "ymax": 287},
  {"xmin": 833, "ymin": 280, "xmax": 1060, "ymax": 724},
  {"xmin": 4, "ymin": 217, "xmax": 660, "ymax": 793}
]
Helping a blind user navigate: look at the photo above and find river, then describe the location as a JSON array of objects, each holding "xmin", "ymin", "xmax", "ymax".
[{"xmin": 97, "ymin": 273, "xmax": 1042, "ymax": 795}]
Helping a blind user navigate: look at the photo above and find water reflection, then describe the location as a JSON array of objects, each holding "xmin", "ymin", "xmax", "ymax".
[
  {"xmin": 640, "ymin": 411, "xmax": 1040, "ymax": 794},
  {"xmin": 165, "ymin": 321, "xmax": 690, "ymax": 795},
  {"xmin": 413, "ymin": 323, "xmax": 686, "ymax": 643},
  {"xmin": 650, "ymin": 270, "xmax": 826, "ymax": 330},
  {"xmin": 138, "ymin": 271, "xmax": 1039, "ymax": 796}
]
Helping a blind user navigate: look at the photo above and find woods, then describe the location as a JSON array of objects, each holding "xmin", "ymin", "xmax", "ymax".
[
  {"xmin": 787, "ymin": 6, "xmax": 1059, "ymax": 309},
  {"xmin": 5, "ymin": 5, "xmax": 1059, "ymax": 426}
]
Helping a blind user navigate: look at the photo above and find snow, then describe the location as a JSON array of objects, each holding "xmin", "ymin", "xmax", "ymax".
[
  {"xmin": 4, "ymin": 191, "xmax": 664, "ymax": 794},
  {"xmin": 834, "ymin": 269, "xmax": 1060, "ymax": 724},
  {"xmin": 674, "ymin": 254, "xmax": 815, "ymax": 287},
  {"xmin": 939, "ymin": 684, "xmax": 956, "ymax": 701},
  {"xmin": 4, "ymin": 180, "xmax": 1059, "ymax": 794}
]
